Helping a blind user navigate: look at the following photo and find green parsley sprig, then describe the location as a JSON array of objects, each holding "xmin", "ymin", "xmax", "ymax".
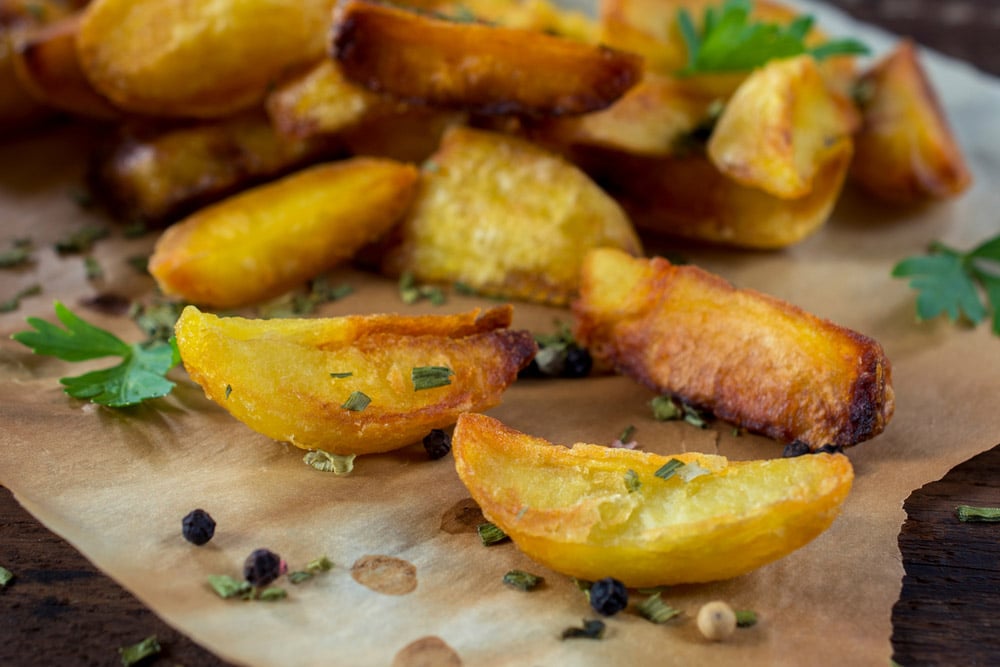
[
  {"xmin": 12, "ymin": 301, "xmax": 180, "ymax": 407},
  {"xmin": 892, "ymin": 234, "xmax": 1000, "ymax": 334},
  {"xmin": 677, "ymin": 0, "xmax": 869, "ymax": 75}
]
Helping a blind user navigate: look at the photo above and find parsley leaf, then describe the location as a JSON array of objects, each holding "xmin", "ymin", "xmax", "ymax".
[
  {"xmin": 892, "ymin": 235, "xmax": 1000, "ymax": 334},
  {"xmin": 677, "ymin": 0, "xmax": 869, "ymax": 75},
  {"xmin": 11, "ymin": 301, "xmax": 180, "ymax": 407}
]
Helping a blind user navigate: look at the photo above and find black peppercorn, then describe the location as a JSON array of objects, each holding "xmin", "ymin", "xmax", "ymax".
[
  {"xmin": 243, "ymin": 549, "xmax": 284, "ymax": 588},
  {"xmin": 423, "ymin": 429, "xmax": 452, "ymax": 460},
  {"xmin": 181, "ymin": 509, "xmax": 216, "ymax": 546},
  {"xmin": 589, "ymin": 577, "xmax": 628, "ymax": 616},
  {"xmin": 781, "ymin": 441, "xmax": 811, "ymax": 458},
  {"xmin": 561, "ymin": 346, "xmax": 592, "ymax": 378}
]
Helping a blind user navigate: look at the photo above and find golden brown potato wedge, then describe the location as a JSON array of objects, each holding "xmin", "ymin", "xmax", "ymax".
[
  {"xmin": 445, "ymin": 0, "xmax": 599, "ymax": 42},
  {"xmin": 77, "ymin": 0, "xmax": 336, "ymax": 118},
  {"xmin": 574, "ymin": 143, "xmax": 850, "ymax": 249},
  {"xmin": 707, "ymin": 55, "xmax": 858, "ymax": 199},
  {"xmin": 454, "ymin": 412, "xmax": 853, "ymax": 587},
  {"xmin": 573, "ymin": 248, "xmax": 894, "ymax": 448},
  {"xmin": 175, "ymin": 305, "xmax": 536, "ymax": 456},
  {"xmin": 340, "ymin": 105, "xmax": 467, "ymax": 164},
  {"xmin": 150, "ymin": 158, "xmax": 420, "ymax": 308},
  {"xmin": 92, "ymin": 113, "xmax": 342, "ymax": 225},
  {"xmin": 381, "ymin": 126, "xmax": 642, "ymax": 305},
  {"xmin": 850, "ymin": 40, "xmax": 972, "ymax": 203},
  {"xmin": 11, "ymin": 12, "xmax": 119, "ymax": 120},
  {"xmin": 330, "ymin": 0, "xmax": 642, "ymax": 116},
  {"xmin": 528, "ymin": 72, "xmax": 714, "ymax": 157}
]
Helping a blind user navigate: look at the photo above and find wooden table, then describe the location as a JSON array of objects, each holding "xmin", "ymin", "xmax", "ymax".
[{"xmin": 2, "ymin": 2, "xmax": 999, "ymax": 665}]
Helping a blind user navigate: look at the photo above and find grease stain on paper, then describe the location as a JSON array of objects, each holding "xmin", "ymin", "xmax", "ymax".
[
  {"xmin": 439, "ymin": 497, "xmax": 485, "ymax": 534},
  {"xmin": 392, "ymin": 636, "xmax": 462, "ymax": 667},
  {"xmin": 351, "ymin": 554, "xmax": 417, "ymax": 595}
]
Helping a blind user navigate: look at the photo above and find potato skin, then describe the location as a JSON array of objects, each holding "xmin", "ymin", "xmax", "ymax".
[
  {"xmin": 850, "ymin": 40, "xmax": 972, "ymax": 203},
  {"xmin": 330, "ymin": 0, "xmax": 642, "ymax": 117},
  {"xmin": 149, "ymin": 158, "xmax": 419, "ymax": 308},
  {"xmin": 381, "ymin": 126, "xmax": 642, "ymax": 305},
  {"xmin": 77, "ymin": 0, "xmax": 336, "ymax": 118},
  {"xmin": 573, "ymin": 249, "xmax": 894, "ymax": 448},
  {"xmin": 175, "ymin": 306, "xmax": 537, "ymax": 455}
]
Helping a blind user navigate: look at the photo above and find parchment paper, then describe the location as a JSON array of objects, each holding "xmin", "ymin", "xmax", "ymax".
[{"xmin": 2, "ymin": 2, "xmax": 999, "ymax": 665}]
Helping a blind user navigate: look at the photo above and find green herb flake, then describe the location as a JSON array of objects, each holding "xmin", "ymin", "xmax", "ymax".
[
  {"xmin": 288, "ymin": 570, "xmax": 314, "ymax": 584},
  {"xmin": 0, "ymin": 566, "xmax": 13, "ymax": 587},
  {"xmin": 892, "ymin": 234, "xmax": 1000, "ymax": 335},
  {"xmin": 682, "ymin": 404, "xmax": 709, "ymax": 428},
  {"xmin": 329, "ymin": 371, "xmax": 353, "ymax": 378},
  {"xmin": 127, "ymin": 255, "xmax": 149, "ymax": 274},
  {"xmin": 257, "ymin": 587, "xmax": 288, "ymax": 601},
  {"xmin": 128, "ymin": 300, "xmax": 185, "ymax": 344},
  {"xmin": 303, "ymin": 450, "xmax": 357, "ymax": 475},
  {"xmin": 84, "ymin": 256, "xmax": 103, "ymax": 280},
  {"xmin": 208, "ymin": 574, "xmax": 252, "ymax": 599},
  {"xmin": 412, "ymin": 365, "xmax": 454, "ymax": 391},
  {"xmin": 624, "ymin": 469, "xmax": 641, "ymax": 493},
  {"xmin": 736, "ymin": 609, "xmax": 758, "ymax": 627},
  {"xmin": 290, "ymin": 555, "xmax": 335, "ymax": 582},
  {"xmin": 561, "ymin": 619, "xmax": 606, "ymax": 640},
  {"xmin": 341, "ymin": 391, "xmax": 371, "ymax": 411},
  {"xmin": 12, "ymin": 301, "xmax": 180, "ymax": 407},
  {"xmin": 54, "ymin": 225, "xmax": 109, "ymax": 254},
  {"xmin": 677, "ymin": 0, "xmax": 869, "ymax": 76},
  {"xmin": 0, "ymin": 283, "xmax": 42, "ymax": 313},
  {"xmin": 118, "ymin": 635, "xmax": 160, "ymax": 666},
  {"xmin": 654, "ymin": 458, "xmax": 686, "ymax": 481},
  {"xmin": 619, "ymin": 424, "xmax": 636, "ymax": 442},
  {"xmin": 638, "ymin": 592, "xmax": 682, "ymax": 624},
  {"xmin": 651, "ymin": 395, "xmax": 683, "ymax": 421},
  {"xmin": 955, "ymin": 505, "xmax": 1000, "ymax": 522},
  {"xmin": 258, "ymin": 276, "xmax": 353, "ymax": 318},
  {"xmin": 453, "ymin": 281, "xmax": 477, "ymax": 295},
  {"xmin": 502, "ymin": 569, "xmax": 543, "ymax": 591},
  {"xmin": 476, "ymin": 521, "xmax": 510, "ymax": 546},
  {"xmin": 0, "ymin": 245, "xmax": 32, "ymax": 269},
  {"xmin": 398, "ymin": 271, "xmax": 446, "ymax": 305},
  {"xmin": 572, "ymin": 577, "xmax": 592, "ymax": 602},
  {"xmin": 224, "ymin": 384, "xmax": 232, "ymax": 399}
]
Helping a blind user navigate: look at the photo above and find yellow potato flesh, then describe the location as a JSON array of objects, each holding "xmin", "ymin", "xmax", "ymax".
[
  {"xmin": 453, "ymin": 412, "xmax": 853, "ymax": 587},
  {"xmin": 77, "ymin": 0, "xmax": 336, "ymax": 118},
  {"xmin": 175, "ymin": 307, "xmax": 536, "ymax": 456},
  {"xmin": 381, "ymin": 126, "xmax": 642, "ymax": 305},
  {"xmin": 149, "ymin": 158, "xmax": 419, "ymax": 308}
]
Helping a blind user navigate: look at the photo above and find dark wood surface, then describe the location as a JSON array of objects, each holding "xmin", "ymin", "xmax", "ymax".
[{"xmin": 2, "ymin": 2, "xmax": 999, "ymax": 666}]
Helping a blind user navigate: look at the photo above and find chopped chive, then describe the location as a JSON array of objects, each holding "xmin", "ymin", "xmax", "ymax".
[
  {"xmin": 624, "ymin": 469, "xmax": 641, "ymax": 493},
  {"xmin": 956, "ymin": 505, "xmax": 1000, "ymax": 522},
  {"xmin": 654, "ymin": 458, "xmax": 686, "ymax": 481},
  {"xmin": 303, "ymin": 451, "xmax": 356, "ymax": 475},
  {"xmin": 0, "ymin": 566, "xmax": 13, "ymax": 587},
  {"xmin": 619, "ymin": 424, "xmax": 635, "ymax": 442},
  {"xmin": 257, "ymin": 587, "xmax": 287, "ymax": 601},
  {"xmin": 682, "ymin": 404, "xmax": 708, "ymax": 428},
  {"xmin": 412, "ymin": 365, "xmax": 453, "ymax": 391},
  {"xmin": 572, "ymin": 577, "xmax": 592, "ymax": 602},
  {"xmin": 0, "ymin": 283, "xmax": 41, "ymax": 313},
  {"xmin": 118, "ymin": 635, "xmax": 160, "ymax": 666},
  {"xmin": 329, "ymin": 372, "xmax": 353, "ymax": 379},
  {"xmin": 561, "ymin": 619, "xmax": 605, "ymax": 640},
  {"xmin": 207, "ymin": 574, "xmax": 252, "ymax": 599},
  {"xmin": 224, "ymin": 384, "xmax": 232, "ymax": 399},
  {"xmin": 54, "ymin": 225, "xmax": 108, "ymax": 254},
  {"xmin": 0, "ymin": 246, "xmax": 31, "ymax": 268},
  {"xmin": 651, "ymin": 395, "xmax": 683, "ymax": 421},
  {"xmin": 638, "ymin": 592, "xmax": 682, "ymax": 624},
  {"xmin": 288, "ymin": 570, "xmax": 313, "ymax": 584},
  {"xmin": 341, "ymin": 391, "xmax": 371, "ymax": 411},
  {"xmin": 306, "ymin": 556, "xmax": 333, "ymax": 572},
  {"xmin": 477, "ymin": 521, "xmax": 509, "ymax": 546},
  {"xmin": 735, "ymin": 610, "xmax": 758, "ymax": 627},
  {"xmin": 503, "ymin": 569, "xmax": 543, "ymax": 591}
]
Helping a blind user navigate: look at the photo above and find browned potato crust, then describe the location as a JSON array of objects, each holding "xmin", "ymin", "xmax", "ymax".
[
  {"xmin": 11, "ymin": 12, "xmax": 119, "ymax": 120},
  {"xmin": 573, "ymin": 248, "xmax": 894, "ymax": 448},
  {"xmin": 850, "ymin": 40, "xmax": 972, "ymax": 203},
  {"xmin": 330, "ymin": 0, "xmax": 642, "ymax": 117},
  {"xmin": 91, "ymin": 113, "xmax": 341, "ymax": 225}
]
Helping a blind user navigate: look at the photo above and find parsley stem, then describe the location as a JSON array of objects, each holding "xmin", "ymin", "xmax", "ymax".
[{"xmin": 956, "ymin": 505, "xmax": 1000, "ymax": 522}]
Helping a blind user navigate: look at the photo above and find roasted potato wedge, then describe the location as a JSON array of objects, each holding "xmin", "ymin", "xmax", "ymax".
[
  {"xmin": 175, "ymin": 306, "xmax": 536, "ymax": 456},
  {"xmin": 528, "ymin": 72, "xmax": 713, "ymax": 157},
  {"xmin": 150, "ymin": 158, "xmax": 420, "ymax": 308},
  {"xmin": 340, "ymin": 105, "xmax": 467, "ymax": 164},
  {"xmin": 707, "ymin": 55, "xmax": 858, "ymax": 199},
  {"xmin": 381, "ymin": 126, "xmax": 642, "ymax": 305},
  {"xmin": 575, "ymin": 143, "xmax": 850, "ymax": 249},
  {"xmin": 77, "ymin": 0, "xmax": 336, "ymax": 118},
  {"xmin": 92, "ymin": 113, "xmax": 341, "ymax": 226},
  {"xmin": 330, "ymin": 0, "xmax": 642, "ymax": 116},
  {"xmin": 10, "ymin": 12, "xmax": 119, "ymax": 120},
  {"xmin": 453, "ymin": 412, "xmax": 854, "ymax": 587},
  {"xmin": 850, "ymin": 40, "xmax": 972, "ymax": 203},
  {"xmin": 573, "ymin": 248, "xmax": 894, "ymax": 448},
  {"xmin": 442, "ymin": 0, "xmax": 599, "ymax": 42}
]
